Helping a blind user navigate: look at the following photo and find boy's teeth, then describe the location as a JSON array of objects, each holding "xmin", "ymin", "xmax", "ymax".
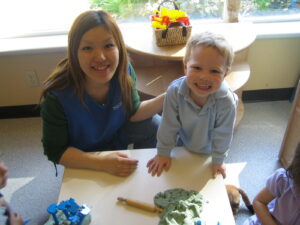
[{"xmin": 197, "ymin": 84, "xmax": 209, "ymax": 88}]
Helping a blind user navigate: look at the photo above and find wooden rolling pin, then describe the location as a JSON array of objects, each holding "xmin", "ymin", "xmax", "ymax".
[{"xmin": 117, "ymin": 197, "xmax": 163, "ymax": 213}]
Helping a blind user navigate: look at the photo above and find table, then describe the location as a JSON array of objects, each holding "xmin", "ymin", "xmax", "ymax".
[
  {"xmin": 58, "ymin": 147, "xmax": 235, "ymax": 225},
  {"xmin": 120, "ymin": 22, "xmax": 256, "ymax": 60}
]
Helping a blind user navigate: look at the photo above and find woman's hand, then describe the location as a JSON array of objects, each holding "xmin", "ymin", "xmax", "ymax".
[
  {"xmin": 59, "ymin": 147, "xmax": 138, "ymax": 177},
  {"xmin": 100, "ymin": 152, "xmax": 138, "ymax": 177},
  {"xmin": 147, "ymin": 155, "xmax": 171, "ymax": 177}
]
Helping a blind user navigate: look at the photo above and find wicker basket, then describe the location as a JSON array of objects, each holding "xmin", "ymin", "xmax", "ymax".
[
  {"xmin": 152, "ymin": 0, "xmax": 192, "ymax": 47},
  {"xmin": 154, "ymin": 23, "xmax": 192, "ymax": 47}
]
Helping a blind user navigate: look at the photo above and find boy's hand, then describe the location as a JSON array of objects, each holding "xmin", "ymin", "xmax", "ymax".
[
  {"xmin": 147, "ymin": 155, "xmax": 171, "ymax": 177},
  {"xmin": 212, "ymin": 163, "xmax": 226, "ymax": 178}
]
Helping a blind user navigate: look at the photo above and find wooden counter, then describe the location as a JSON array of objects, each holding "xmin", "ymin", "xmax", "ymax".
[{"xmin": 120, "ymin": 22, "xmax": 256, "ymax": 60}]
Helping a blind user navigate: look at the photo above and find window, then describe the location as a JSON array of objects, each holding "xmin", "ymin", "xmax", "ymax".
[
  {"xmin": 90, "ymin": 0, "xmax": 300, "ymax": 23},
  {"xmin": 0, "ymin": 0, "xmax": 89, "ymax": 38},
  {"xmin": 0, "ymin": 0, "xmax": 299, "ymax": 38},
  {"xmin": 89, "ymin": 0, "xmax": 225, "ymax": 22},
  {"xmin": 240, "ymin": 0, "xmax": 300, "ymax": 22}
]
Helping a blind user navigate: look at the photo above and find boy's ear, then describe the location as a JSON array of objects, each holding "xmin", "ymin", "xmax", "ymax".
[
  {"xmin": 224, "ymin": 67, "xmax": 230, "ymax": 77},
  {"xmin": 184, "ymin": 62, "xmax": 187, "ymax": 74}
]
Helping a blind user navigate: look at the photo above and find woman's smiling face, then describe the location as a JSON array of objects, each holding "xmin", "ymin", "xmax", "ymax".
[
  {"xmin": 77, "ymin": 26, "xmax": 119, "ymax": 86},
  {"xmin": 185, "ymin": 45, "xmax": 227, "ymax": 105}
]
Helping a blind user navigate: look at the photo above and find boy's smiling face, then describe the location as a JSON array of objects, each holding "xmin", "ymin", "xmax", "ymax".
[{"xmin": 184, "ymin": 45, "xmax": 228, "ymax": 106}]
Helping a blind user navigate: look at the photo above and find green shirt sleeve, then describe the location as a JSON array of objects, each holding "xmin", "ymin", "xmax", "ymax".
[
  {"xmin": 40, "ymin": 92, "xmax": 69, "ymax": 163},
  {"xmin": 128, "ymin": 62, "xmax": 141, "ymax": 115}
]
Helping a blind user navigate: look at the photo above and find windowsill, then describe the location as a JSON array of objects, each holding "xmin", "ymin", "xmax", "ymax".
[
  {"xmin": 252, "ymin": 20, "xmax": 300, "ymax": 39},
  {"xmin": 0, "ymin": 35, "xmax": 68, "ymax": 56},
  {"xmin": 0, "ymin": 20, "xmax": 299, "ymax": 56}
]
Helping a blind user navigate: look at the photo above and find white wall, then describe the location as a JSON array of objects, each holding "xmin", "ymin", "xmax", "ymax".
[
  {"xmin": 0, "ymin": 37, "xmax": 299, "ymax": 107},
  {"xmin": 0, "ymin": 52, "xmax": 66, "ymax": 106},
  {"xmin": 245, "ymin": 37, "xmax": 300, "ymax": 90}
]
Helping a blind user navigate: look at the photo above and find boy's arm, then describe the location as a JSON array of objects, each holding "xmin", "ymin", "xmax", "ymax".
[
  {"xmin": 146, "ymin": 84, "xmax": 180, "ymax": 177},
  {"xmin": 211, "ymin": 93, "xmax": 237, "ymax": 164},
  {"xmin": 157, "ymin": 85, "xmax": 181, "ymax": 157}
]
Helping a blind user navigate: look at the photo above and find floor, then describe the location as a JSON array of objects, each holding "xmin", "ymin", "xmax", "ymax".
[
  {"xmin": 0, "ymin": 118, "xmax": 64, "ymax": 225},
  {"xmin": 0, "ymin": 100, "xmax": 292, "ymax": 225},
  {"xmin": 225, "ymin": 100, "xmax": 291, "ymax": 224}
]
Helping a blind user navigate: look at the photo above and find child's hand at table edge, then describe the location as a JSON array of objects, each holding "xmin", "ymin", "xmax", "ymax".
[
  {"xmin": 146, "ymin": 155, "xmax": 171, "ymax": 177},
  {"xmin": 212, "ymin": 163, "xmax": 226, "ymax": 179},
  {"xmin": 0, "ymin": 197, "xmax": 23, "ymax": 225},
  {"xmin": 9, "ymin": 211, "xmax": 24, "ymax": 225},
  {"xmin": 0, "ymin": 161, "xmax": 8, "ymax": 188}
]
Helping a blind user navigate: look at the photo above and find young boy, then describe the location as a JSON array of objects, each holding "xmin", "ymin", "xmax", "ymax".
[
  {"xmin": 0, "ymin": 161, "xmax": 23, "ymax": 225},
  {"xmin": 147, "ymin": 32, "xmax": 238, "ymax": 179}
]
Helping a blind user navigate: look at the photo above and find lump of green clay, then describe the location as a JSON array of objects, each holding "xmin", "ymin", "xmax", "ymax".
[{"xmin": 154, "ymin": 188, "xmax": 206, "ymax": 225}]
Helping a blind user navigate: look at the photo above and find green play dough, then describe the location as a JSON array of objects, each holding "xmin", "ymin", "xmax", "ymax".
[{"xmin": 154, "ymin": 188, "xmax": 206, "ymax": 225}]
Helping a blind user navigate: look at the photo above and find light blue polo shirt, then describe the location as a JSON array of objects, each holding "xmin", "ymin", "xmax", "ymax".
[{"xmin": 157, "ymin": 76, "xmax": 238, "ymax": 164}]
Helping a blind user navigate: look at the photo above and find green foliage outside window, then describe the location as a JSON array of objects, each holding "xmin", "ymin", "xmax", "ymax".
[
  {"xmin": 241, "ymin": 0, "xmax": 299, "ymax": 17},
  {"xmin": 89, "ymin": 0, "xmax": 153, "ymax": 20},
  {"xmin": 254, "ymin": 0, "xmax": 292, "ymax": 9},
  {"xmin": 89, "ymin": 0, "xmax": 300, "ymax": 20},
  {"xmin": 89, "ymin": 0, "xmax": 224, "ymax": 20}
]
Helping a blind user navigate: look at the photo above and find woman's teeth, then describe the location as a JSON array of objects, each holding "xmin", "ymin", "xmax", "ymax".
[{"xmin": 93, "ymin": 65, "xmax": 108, "ymax": 70}]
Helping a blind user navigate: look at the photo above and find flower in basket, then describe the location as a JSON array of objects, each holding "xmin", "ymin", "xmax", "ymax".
[
  {"xmin": 150, "ymin": 1, "xmax": 192, "ymax": 47},
  {"xmin": 151, "ymin": 7, "xmax": 190, "ymax": 30}
]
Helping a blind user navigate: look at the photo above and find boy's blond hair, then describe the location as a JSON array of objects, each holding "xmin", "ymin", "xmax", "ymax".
[{"xmin": 183, "ymin": 32, "xmax": 234, "ymax": 71}]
